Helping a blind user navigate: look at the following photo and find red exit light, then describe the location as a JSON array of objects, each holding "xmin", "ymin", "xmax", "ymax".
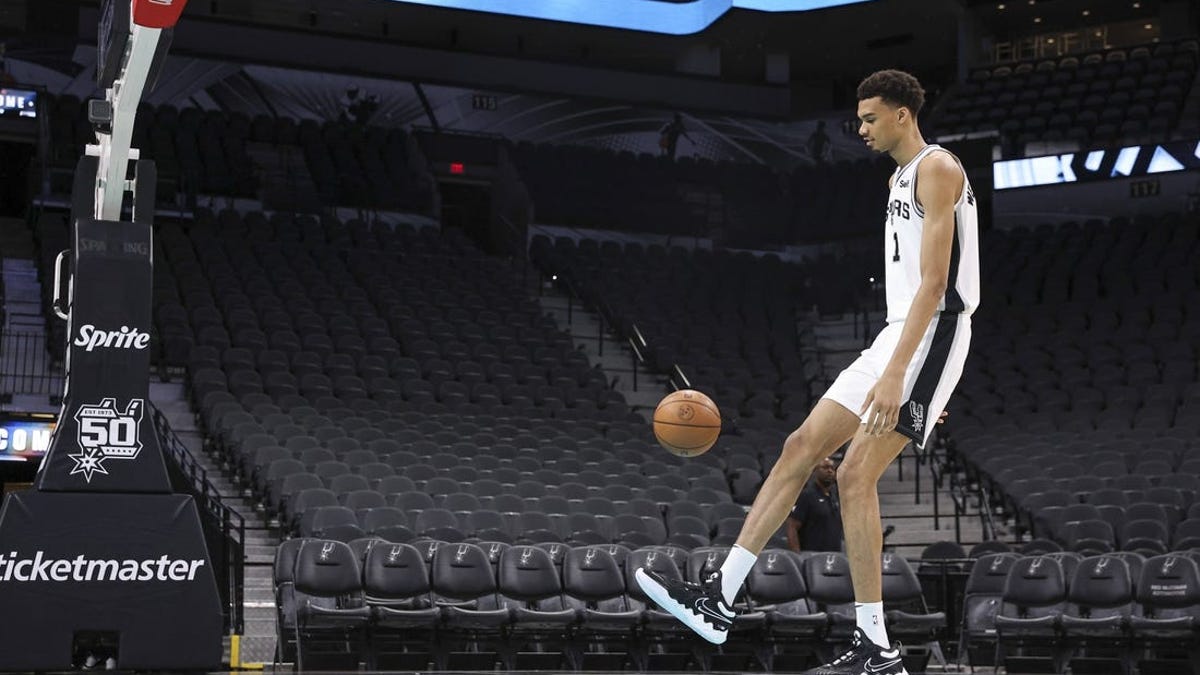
[{"xmin": 449, "ymin": 162, "xmax": 465, "ymax": 174}]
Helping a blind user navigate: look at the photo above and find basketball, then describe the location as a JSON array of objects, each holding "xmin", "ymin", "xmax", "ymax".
[{"xmin": 652, "ymin": 389, "xmax": 721, "ymax": 457}]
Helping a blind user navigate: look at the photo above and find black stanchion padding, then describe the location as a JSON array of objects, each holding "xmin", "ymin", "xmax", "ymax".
[
  {"xmin": 36, "ymin": 217, "xmax": 168, "ymax": 493},
  {"xmin": 0, "ymin": 492, "xmax": 223, "ymax": 669}
]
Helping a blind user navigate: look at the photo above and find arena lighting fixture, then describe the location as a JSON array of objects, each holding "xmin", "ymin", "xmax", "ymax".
[{"xmin": 384, "ymin": 0, "xmax": 877, "ymax": 34}]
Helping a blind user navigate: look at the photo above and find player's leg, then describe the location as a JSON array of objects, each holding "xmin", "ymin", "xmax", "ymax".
[
  {"xmin": 796, "ymin": 427, "xmax": 911, "ymax": 675},
  {"xmin": 733, "ymin": 398, "xmax": 861, "ymax": 554},
  {"xmin": 633, "ymin": 398, "xmax": 859, "ymax": 644},
  {"xmin": 838, "ymin": 427, "xmax": 911, "ymax": 646},
  {"xmin": 801, "ymin": 317, "xmax": 971, "ymax": 674}
]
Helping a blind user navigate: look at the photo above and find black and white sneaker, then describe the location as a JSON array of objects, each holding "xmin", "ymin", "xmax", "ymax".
[
  {"xmin": 634, "ymin": 567, "xmax": 735, "ymax": 644},
  {"xmin": 800, "ymin": 628, "xmax": 908, "ymax": 675}
]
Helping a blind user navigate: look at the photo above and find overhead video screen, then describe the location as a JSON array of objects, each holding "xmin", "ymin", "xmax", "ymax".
[{"xmin": 385, "ymin": 0, "xmax": 877, "ymax": 34}]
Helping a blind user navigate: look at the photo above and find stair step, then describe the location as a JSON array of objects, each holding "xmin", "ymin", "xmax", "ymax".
[
  {"xmin": 885, "ymin": 527, "xmax": 982, "ymax": 546},
  {"xmin": 879, "ymin": 501, "xmax": 977, "ymax": 518},
  {"xmin": 245, "ymin": 572, "xmax": 274, "ymax": 584}
]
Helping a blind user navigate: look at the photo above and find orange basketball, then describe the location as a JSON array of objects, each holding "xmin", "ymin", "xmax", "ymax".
[{"xmin": 652, "ymin": 389, "xmax": 721, "ymax": 457}]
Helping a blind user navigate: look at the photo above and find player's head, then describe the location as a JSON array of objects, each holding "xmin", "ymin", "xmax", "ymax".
[
  {"xmin": 815, "ymin": 457, "xmax": 837, "ymax": 487},
  {"xmin": 855, "ymin": 69, "xmax": 925, "ymax": 153}
]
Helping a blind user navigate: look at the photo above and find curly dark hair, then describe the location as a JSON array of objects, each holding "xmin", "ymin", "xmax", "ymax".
[{"xmin": 857, "ymin": 69, "xmax": 925, "ymax": 116}]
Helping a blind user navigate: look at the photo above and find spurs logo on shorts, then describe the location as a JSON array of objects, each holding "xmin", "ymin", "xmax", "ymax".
[{"xmin": 909, "ymin": 401, "xmax": 926, "ymax": 433}]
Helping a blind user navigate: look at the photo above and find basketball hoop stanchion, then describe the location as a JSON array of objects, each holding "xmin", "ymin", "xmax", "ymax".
[
  {"xmin": 91, "ymin": 0, "xmax": 186, "ymax": 221},
  {"xmin": 0, "ymin": 1, "xmax": 223, "ymax": 671}
]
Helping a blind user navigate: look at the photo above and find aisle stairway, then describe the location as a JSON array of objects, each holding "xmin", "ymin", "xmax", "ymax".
[{"xmin": 150, "ymin": 380, "xmax": 279, "ymax": 666}]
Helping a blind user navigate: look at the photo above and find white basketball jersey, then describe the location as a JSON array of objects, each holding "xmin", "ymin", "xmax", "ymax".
[{"xmin": 884, "ymin": 144, "xmax": 980, "ymax": 324}]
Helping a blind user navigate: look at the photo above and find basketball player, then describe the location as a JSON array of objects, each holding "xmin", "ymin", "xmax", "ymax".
[{"xmin": 635, "ymin": 69, "xmax": 978, "ymax": 675}]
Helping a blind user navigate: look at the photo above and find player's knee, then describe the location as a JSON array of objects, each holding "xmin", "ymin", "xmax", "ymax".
[
  {"xmin": 780, "ymin": 427, "xmax": 822, "ymax": 471},
  {"xmin": 836, "ymin": 456, "xmax": 871, "ymax": 496}
]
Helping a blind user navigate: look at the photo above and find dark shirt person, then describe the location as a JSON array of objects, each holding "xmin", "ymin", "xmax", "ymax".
[{"xmin": 787, "ymin": 457, "xmax": 842, "ymax": 552}]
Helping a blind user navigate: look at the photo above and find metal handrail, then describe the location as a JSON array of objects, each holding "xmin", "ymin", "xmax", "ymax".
[
  {"xmin": 546, "ymin": 262, "xmax": 698, "ymax": 396},
  {"xmin": 150, "ymin": 404, "xmax": 246, "ymax": 634},
  {"xmin": 670, "ymin": 364, "xmax": 691, "ymax": 391},
  {"xmin": 0, "ymin": 331, "xmax": 62, "ymax": 397}
]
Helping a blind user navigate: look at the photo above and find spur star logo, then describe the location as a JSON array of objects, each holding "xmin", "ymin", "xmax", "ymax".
[
  {"xmin": 68, "ymin": 398, "xmax": 144, "ymax": 483},
  {"xmin": 319, "ymin": 542, "xmax": 335, "ymax": 561},
  {"xmin": 908, "ymin": 401, "xmax": 926, "ymax": 433}
]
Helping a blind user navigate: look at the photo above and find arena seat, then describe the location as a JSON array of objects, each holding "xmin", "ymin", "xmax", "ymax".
[
  {"xmin": 292, "ymin": 539, "xmax": 371, "ymax": 670},
  {"xmin": 362, "ymin": 542, "xmax": 440, "ymax": 670},
  {"xmin": 994, "ymin": 556, "xmax": 1069, "ymax": 672}
]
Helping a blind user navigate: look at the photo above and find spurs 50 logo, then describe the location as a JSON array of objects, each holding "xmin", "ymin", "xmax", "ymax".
[{"xmin": 68, "ymin": 398, "xmax": 144, "ymax": 483}]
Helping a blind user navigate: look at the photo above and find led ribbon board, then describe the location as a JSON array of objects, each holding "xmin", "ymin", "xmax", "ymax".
[
  {"xmin": 384, "ymin": 0, "xmax": 876, "ymax": 34},
  {"xmin": 0, "ymin": 415, "xmax": 56, "ymax": 462},
  {"xmin": 0, "ymin": 88, "xmax": 38, "ymax": 118},
  {"xmin": 994, "ymin": 139, "xmax": 1200, "ymax": 190}
]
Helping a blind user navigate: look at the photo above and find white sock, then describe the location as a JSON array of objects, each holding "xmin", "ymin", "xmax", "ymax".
[
  {"xmin": 717, "ymin": 545, "xmax": 757, "ymax": 605},
  {"xmin": 855, "ymin": 601, "xmax": 890, "ymax": 648}
]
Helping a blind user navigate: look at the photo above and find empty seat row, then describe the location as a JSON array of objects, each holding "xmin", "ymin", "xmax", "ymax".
[{"xmin": 274, "ymin": 539, "xmax": 943, "ymax": 672}]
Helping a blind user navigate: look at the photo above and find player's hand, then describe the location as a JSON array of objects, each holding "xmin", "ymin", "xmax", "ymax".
[
  {"xmin": 938, "ymin": 410, "xmax": 949, "ymax": 424},
  {"xmin": 861, "ymin": 372, "xmax": 904, "ymax": 436}
]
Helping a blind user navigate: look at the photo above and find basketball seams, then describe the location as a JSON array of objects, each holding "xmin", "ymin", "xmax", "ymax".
[
  {"xmin": 651, "ymin": 419, "xmax": 722, "ymax": 430},
  {"xmin": 659, "ymin": 391, "xmax": 721, "ymax": 420},
  {"xmin": 661, "ymin": 398, "xmax": 722, "ymax": 421}
]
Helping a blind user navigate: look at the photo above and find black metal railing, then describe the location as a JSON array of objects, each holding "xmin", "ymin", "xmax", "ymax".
[
  {"xmin": 541, "ymin": 262, "xmax": 704, "ymax": 412},
  {"xmin": 151, "ymin": 405, "xmax": 246, "ymax": 635},
  {"xmin": 0, "ymin": 331, "xmax": 60, "ymax": 397},
  {"xmin": 548, "ymin": 271, "xmax": 626, "ymax": 361},
  {"xmin": 922, "ymin": 436, "xmax": 998, "ymax": 544},
  {"xmin": 552, "ymin": 269, "xmax": 687, "ymax": 395}
]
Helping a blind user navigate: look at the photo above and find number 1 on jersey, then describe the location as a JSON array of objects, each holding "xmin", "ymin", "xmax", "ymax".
[{"xmin": 892, "ymin": 232, "xmax": 900, "ymax": 262}]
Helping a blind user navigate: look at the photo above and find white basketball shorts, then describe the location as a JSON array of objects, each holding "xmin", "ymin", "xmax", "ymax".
[{"xmin": 821, "ymin": 312, "xmax": 972, "ymax": 449}]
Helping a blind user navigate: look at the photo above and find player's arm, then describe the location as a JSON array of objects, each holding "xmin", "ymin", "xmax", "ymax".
[
  {"xmin": 863, "ymin": 153, "xmax": 961, "ymax": 435},
  {"xmin": 787, "ymin": 497, "xmax": 810, "ymax": 551}
]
